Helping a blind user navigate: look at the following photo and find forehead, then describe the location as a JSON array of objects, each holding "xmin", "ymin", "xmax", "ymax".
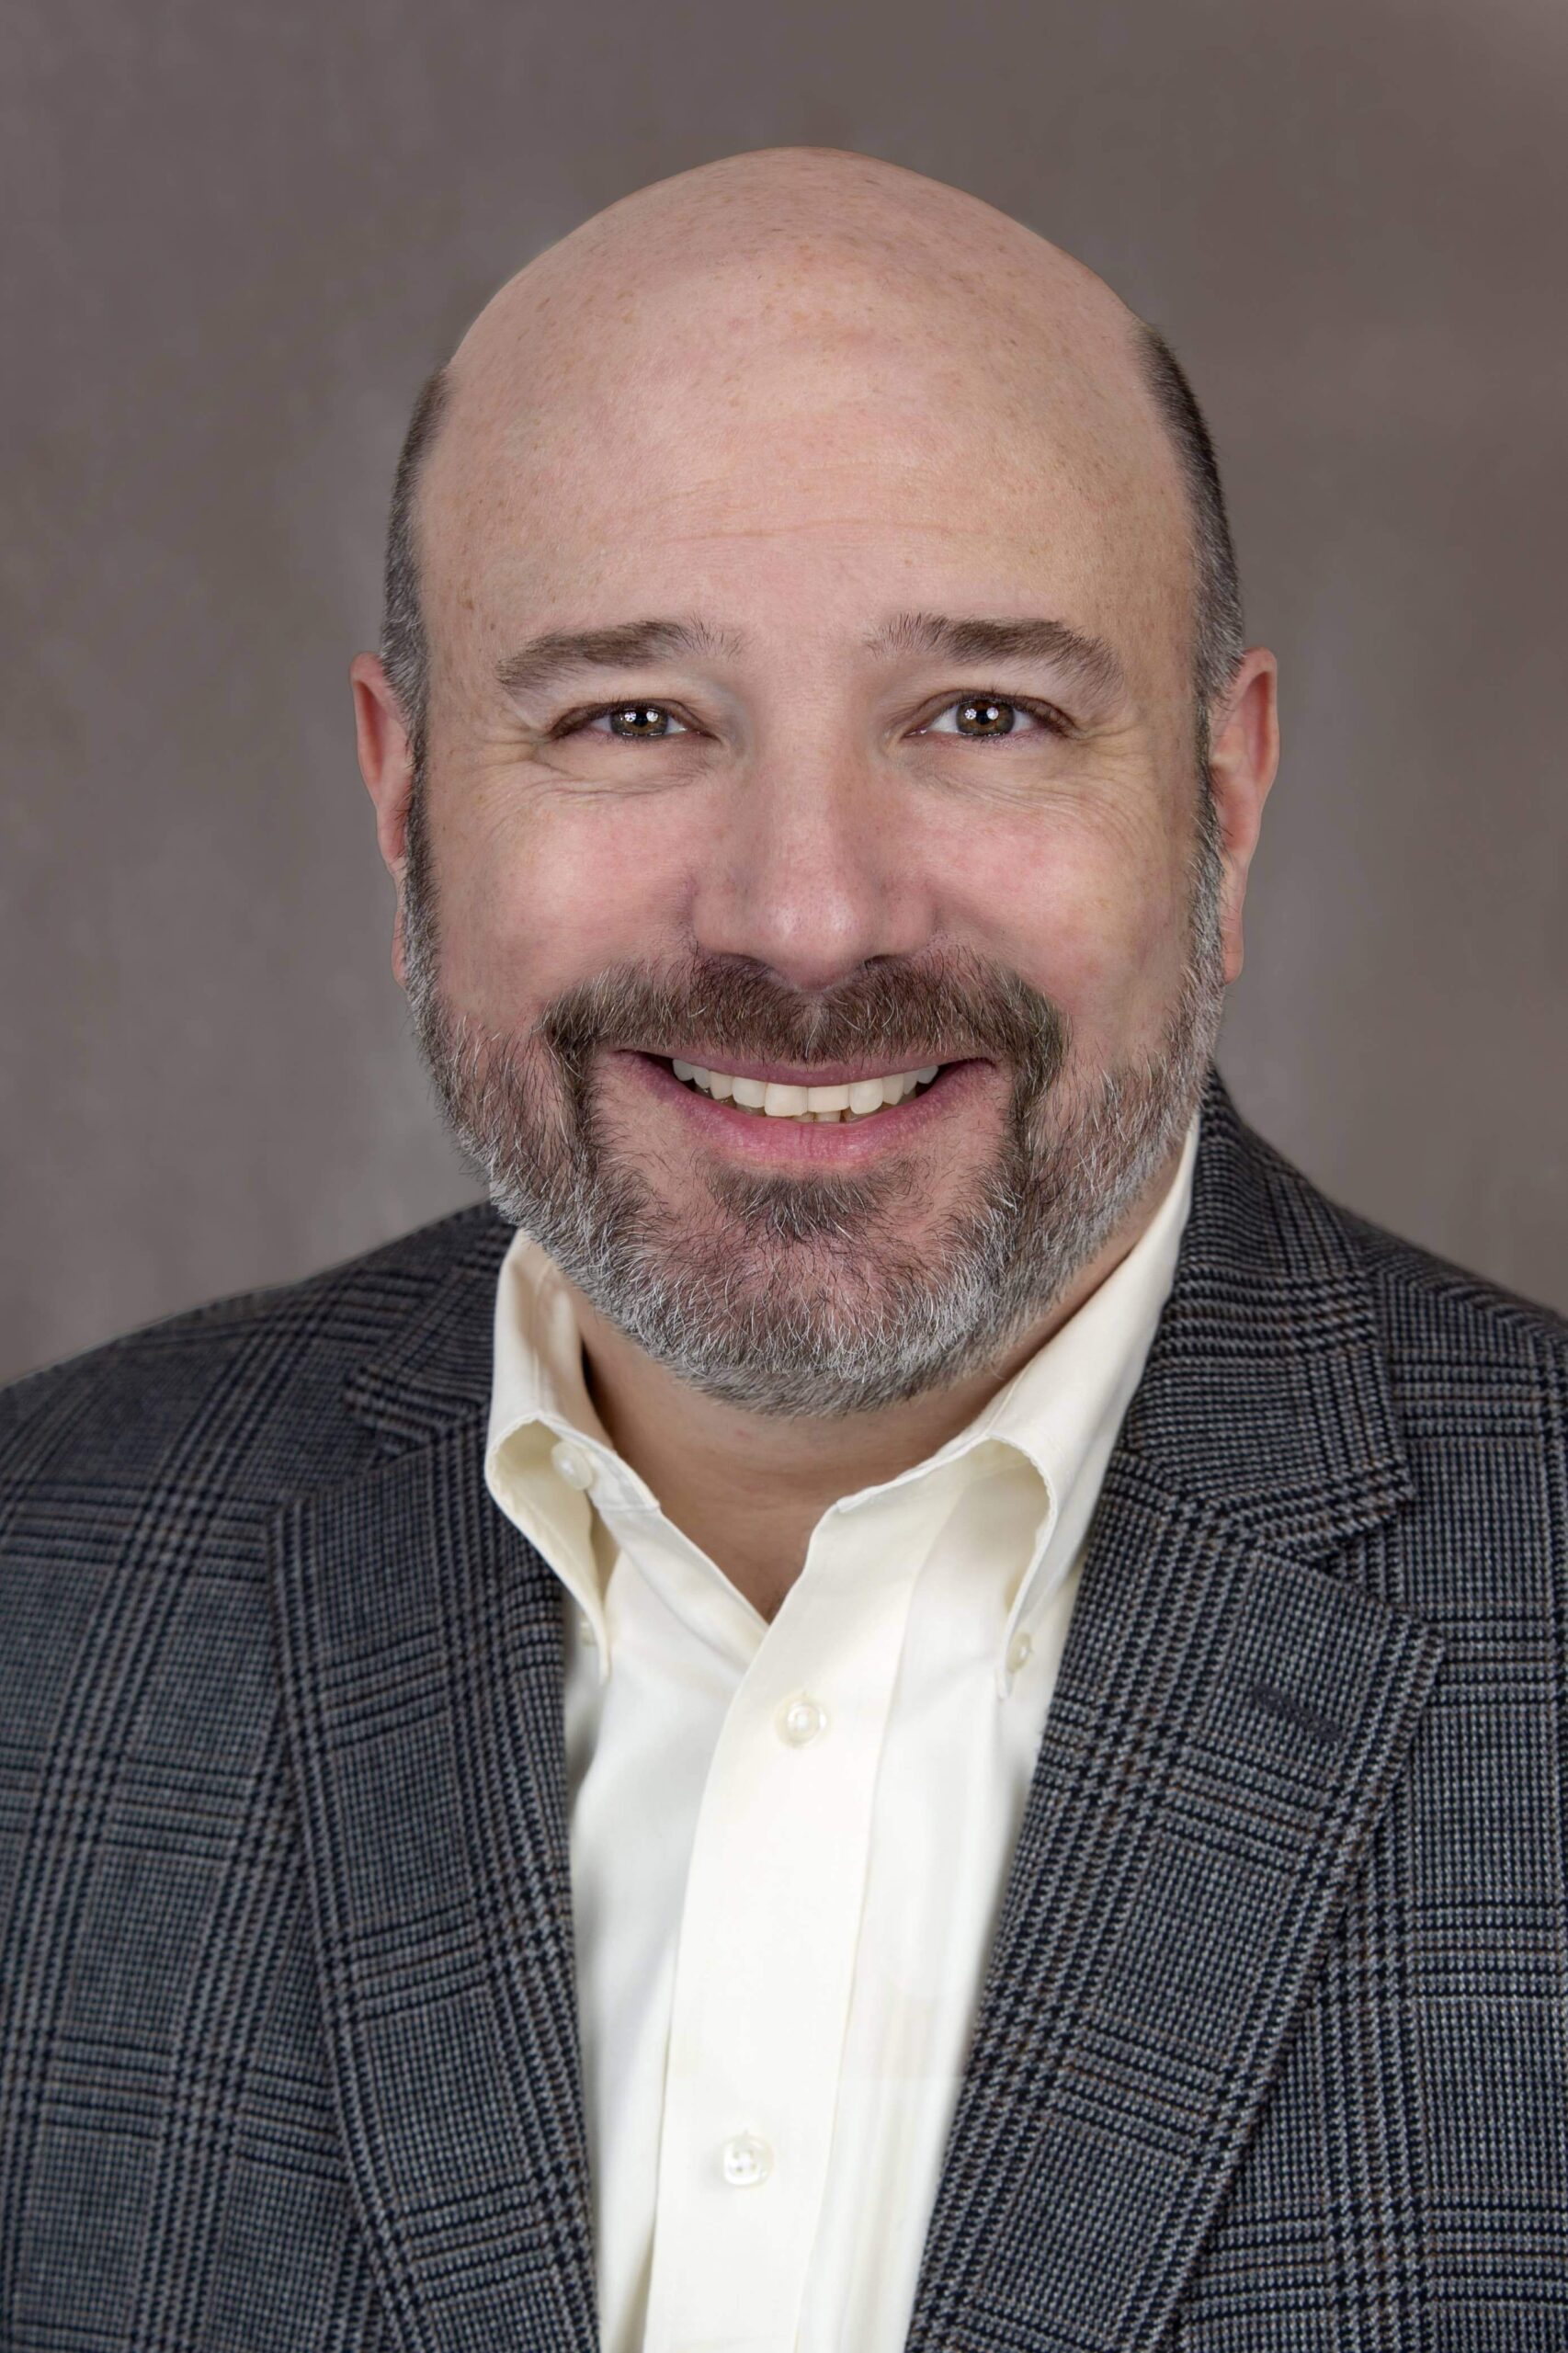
[{"xmin": 420, "ymin": 252, "xmax": 1188, "ymax": 674}]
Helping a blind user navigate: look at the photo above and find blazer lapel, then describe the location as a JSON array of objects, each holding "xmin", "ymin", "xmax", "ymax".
[
  {"xmin": 903, "ymin": 1067, "xmax": 1446, "ymax": 2353},
  {"xmin": 269, "ymin": 1233, "xmax": 598, "ymax": 2353}
]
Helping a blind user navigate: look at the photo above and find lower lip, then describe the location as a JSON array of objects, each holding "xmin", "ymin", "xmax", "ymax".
[{"xmin": 617, "ymin": 1051, "xmax": 989, "ymax": 1165}]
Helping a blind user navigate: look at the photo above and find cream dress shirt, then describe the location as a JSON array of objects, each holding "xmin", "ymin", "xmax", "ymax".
[{"xmin": 483, "ymin": 1107, "xmax": 1200, "ymax": 2353}]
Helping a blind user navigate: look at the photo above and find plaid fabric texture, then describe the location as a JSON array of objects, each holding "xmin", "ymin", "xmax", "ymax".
[{"xmin": 2, "ymin": 1061, "xmax": 1565, "ymax": 2351}]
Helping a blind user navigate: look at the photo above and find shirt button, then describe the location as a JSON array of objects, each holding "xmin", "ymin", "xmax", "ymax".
[
  {"xmin": 777, "ymin": 1695, "xmax": 829, "ymax": 1747},
  {"xmin": 577, "ymin": 1616, "xmax": 595, "ymax": 1643},
  {"xmin": 550, "ymin": 1439, "xmax": 595, "ymax": 1492},
  {"xmin": 1006, "ymin": 1631, "xmax": 1034, "ymax": 1674},
  {"xmin": 721, "ymin": 2132, "xmax": 772, "ymax": 2188}
]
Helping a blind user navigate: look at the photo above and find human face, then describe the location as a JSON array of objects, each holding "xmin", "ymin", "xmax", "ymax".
[{"xmin": 382, "ymin": 262, "xmax": 1232, "ymax": 1414}]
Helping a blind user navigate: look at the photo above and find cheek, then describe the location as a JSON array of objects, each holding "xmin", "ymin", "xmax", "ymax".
[
  {"xmin": 433, "ymin": 791, "xmax": 688, "ymax": 1016},
  {"xmin": 928, "ymin": 799, "xmax": 1192, "ymax": 1045}
]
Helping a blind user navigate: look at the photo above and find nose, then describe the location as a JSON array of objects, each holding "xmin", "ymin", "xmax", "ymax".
[{"xmin": 690, "ymin": 737, "xmax": 935, "ymax": 992}]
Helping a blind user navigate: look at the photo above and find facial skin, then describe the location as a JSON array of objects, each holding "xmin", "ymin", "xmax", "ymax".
[{"xmin": 352, "ymin": 148, "xmax": 1278, "ymax": 1615}]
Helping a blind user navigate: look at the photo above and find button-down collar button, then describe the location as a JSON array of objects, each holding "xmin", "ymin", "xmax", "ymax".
[
  {"xmin": 777, "ymin": 1695, "xmax": 829, "ymax": 1748},
  {"xmin": 577, "ymin": 1615, "xmax": 595, "ymax": 1643},
  {"xmin": 721, "ymin": 2132, "xmax": 772, "ymax": 2188},
  {"xmin": 1006, "ymin": 1631, "xmax": 1033, "ymax": 1675},
  {"xmin": 550, "ymin": 1439, "xmax": 595, "ymax": 1492}
]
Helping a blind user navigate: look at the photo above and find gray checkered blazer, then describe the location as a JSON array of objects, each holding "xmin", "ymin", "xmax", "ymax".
[{"xmin": 3, "ymin": 1063, "xmax": 1566, "ymax": 2350}]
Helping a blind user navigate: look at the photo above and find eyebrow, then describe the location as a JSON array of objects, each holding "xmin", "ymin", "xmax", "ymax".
[
  {"xmin": 494, "ymin": 618, "xmax": 743, "ymax": 702},
  {"xmin": 493, "ymin": 608, "xmax": 1126, "ymax": 706},
  {"xmin": 865, "ymin": 611, "xmax": 1127, "ymax": 702}
]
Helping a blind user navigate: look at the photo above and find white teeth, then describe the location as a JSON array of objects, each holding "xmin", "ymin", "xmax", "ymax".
[{"xmin": 669, "ymin": 1059, "xmax": 943, "ymax": 1120}]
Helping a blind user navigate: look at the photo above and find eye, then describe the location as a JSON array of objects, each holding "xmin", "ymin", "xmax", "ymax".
[
  {"xmin": 921, "ymin": 694, "xmax": 1062, "ymax": 739},
  {"xmin": 563, "ymin": 701, "xmax": 692, "ymax": 741}
]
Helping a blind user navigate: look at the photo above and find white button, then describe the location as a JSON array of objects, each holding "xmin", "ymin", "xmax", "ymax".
[
  {"xmin": 776, "ymin": 1695, "xmax": 828, "ymax": 1747},
  {"xmin": 577, "ymin": 1616, "xmax": 595, "ymax": 1643},
  {"xmin": 551, "ymin": 1440, "xmax": 595, "ymax": 1492},
  {"xmin": 1006, "ymin": 1631, "xmax": 1033, "ymax": 1674},
  {"xmin": 721, "ymin": 2132, "xmax": 772, "ymax": 2188}
]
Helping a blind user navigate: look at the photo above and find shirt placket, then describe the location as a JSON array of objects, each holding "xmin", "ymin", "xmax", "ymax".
[{"xmin": 639, "ymin": 1497, "xmax": 927, "ymax": 2353}]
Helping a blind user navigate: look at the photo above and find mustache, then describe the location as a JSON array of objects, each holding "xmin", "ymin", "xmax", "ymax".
[{"xmin": 534, "ymin": 947, "xmax": 1072, "ymax": 1101}]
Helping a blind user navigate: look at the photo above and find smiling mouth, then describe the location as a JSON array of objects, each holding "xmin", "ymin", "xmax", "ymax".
[{"xmin": 663, "ymin": 1056, "xmax": 944, "ymax": 1123}]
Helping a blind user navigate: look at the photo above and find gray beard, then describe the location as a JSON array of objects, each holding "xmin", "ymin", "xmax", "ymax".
[{"xmin": 399, "ymin": 783, "xmax": 1227, "ymax": 1417}]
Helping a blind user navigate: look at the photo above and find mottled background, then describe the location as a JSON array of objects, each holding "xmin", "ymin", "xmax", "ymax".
[{"xmin": 5, "ymin": 0, "xmax": 1564, "ymax": 1381}]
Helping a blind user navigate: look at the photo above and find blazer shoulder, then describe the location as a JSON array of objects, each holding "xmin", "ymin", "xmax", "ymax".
[{"xmin": 0, "ymin": 1199, "xmax": 508, "ymax": 1505}]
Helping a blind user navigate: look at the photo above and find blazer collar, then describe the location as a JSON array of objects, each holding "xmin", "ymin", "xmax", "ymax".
[
  {"xmin": 273, "ymin": 1063, "xmax": 1439, "ymax": 2353},
  {"xmin": 1119, "ymin": 1065, "xmax": 1414, "ymax": 1552}
]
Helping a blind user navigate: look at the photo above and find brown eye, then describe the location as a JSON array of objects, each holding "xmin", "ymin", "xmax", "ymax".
[
  {"xmin": 925, "ymin": 695, "xmax": 1052, "ymax": 739},
  {"xmin": 955, "ymin": 699, "xmax": 1013, "ymax": 735}
]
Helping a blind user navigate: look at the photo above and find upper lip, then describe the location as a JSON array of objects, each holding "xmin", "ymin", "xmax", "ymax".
[{"xmin": 628, "ymin": 1049, "xmax": 964, "ymax": 1088}]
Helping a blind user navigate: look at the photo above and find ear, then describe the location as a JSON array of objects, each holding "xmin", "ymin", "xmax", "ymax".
[
  {"xmin": 350, "ymin": 652, "xmax": 415, "ymax": 989},
  {"xmin": 1204, "ymin": 647, "xmax": 1279, "ymax": 986}
]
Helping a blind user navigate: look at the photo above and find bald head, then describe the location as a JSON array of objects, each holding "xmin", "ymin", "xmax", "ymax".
[{"xmin": 380, "ymin": 147, "xmax": 1242, "ymax": 769}]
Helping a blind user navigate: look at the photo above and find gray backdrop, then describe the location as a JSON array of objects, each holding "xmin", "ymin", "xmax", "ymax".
[{"xmin": 5, "ymin": 0, "xmax": 1564, "ymax": 1385}]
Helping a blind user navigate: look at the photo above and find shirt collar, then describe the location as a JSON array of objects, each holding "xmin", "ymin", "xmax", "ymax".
[
  {"xmin": 484, "ymin": 1236, "xmax": 631, "ymax": 1656},
  {"xmin": 485, "ymin": 1106, "xmax": 1200, "ymax": 1676},
  {"xmin": 972, "ymin": 1102, "xmax": 1199, "ymax": 1674}
]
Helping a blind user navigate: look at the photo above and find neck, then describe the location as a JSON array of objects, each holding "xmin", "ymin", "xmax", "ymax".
[{"xmin": 566, "ymin": 1129, "xmax": 1188, "ymax": 1621}]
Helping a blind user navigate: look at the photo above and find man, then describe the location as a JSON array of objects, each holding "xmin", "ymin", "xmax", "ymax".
[{"xmin": 1, "ymin": 144, "xmax": 1563, "ymax": 2353}]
